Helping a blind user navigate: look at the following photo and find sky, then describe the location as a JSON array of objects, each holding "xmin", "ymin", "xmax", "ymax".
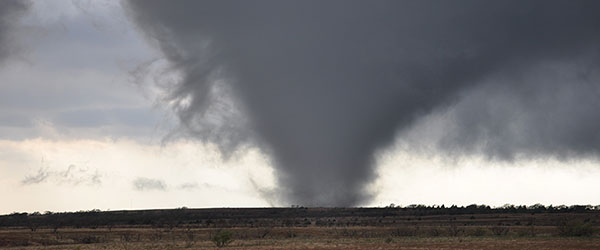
[{"xmin": 1, "ymin": 0, "xmax": 600, "ymax": 214}]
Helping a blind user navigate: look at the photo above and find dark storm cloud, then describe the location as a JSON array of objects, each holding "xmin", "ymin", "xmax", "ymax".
[
  {"xmin": 429, "ymin": 61, "xmax": 600, "ymax": 161},
  {"xmin": 124, "ymin": 0, "xmax": 600, "ymax": 206},
  {"xmin": 0, "ymin": 0, "xmax": 29, "ymax": 62}
]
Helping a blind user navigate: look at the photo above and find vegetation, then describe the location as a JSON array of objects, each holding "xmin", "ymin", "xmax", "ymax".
[
  {"xmin": 0, "ymin": 205, "xmax": 598, "ymax": 249},
  {"xmin": 2, "ymin": 204, "xmax": 599, "ymax": 230},
  {"xmin": 558, "ymin": 219, "xmax": 596, "ymax": 237},
  {"xmin": 211, "ymin": 230, "xmax": 233, "ymax": 248}
]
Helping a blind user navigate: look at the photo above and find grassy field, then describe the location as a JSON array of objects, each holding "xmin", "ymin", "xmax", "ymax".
[
  {"xmin": 1, "ymin": 207, "xmax": 599, "ymax": 249},
  {"xmin": 1, "ymin": 226, "xmax": 599, "ymax": 249}
]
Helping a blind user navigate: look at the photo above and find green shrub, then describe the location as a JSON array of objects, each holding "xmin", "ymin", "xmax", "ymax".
[{"xmin": 211, "ymin": 230, "xmax": 233, "ymax": 248}]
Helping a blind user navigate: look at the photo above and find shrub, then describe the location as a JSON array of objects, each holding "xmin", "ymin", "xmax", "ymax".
[
  {"xmin": 491, "ymin": 226, "xmax": 509, "ymax": 236},
  {"xmin": 184, "ymin": 229, "xmax": 196, "ymax": 248},
  {"xmin": 74, "ymin": 235, "xmax": 104, "ymax": 244},
  {"xmin": 516, "ymin": 226, "xmax": 536, "ymax": 237},
  {"xmin": 470, "ymin": 227, "xmax": 487, "ymax": 237},
  {"xmin": 285, "ymin": 230, "xmax": 297, "ymax": 238},
  {"xmin": 447, "ymin": 224, "xmax": 463, "ymax": 237},
  {"xmin": 391, "ymin": 226, "xmax": 419, "ymax": 237},
  {"xmin": 428, "ymin": 228, "xmax": 441, "ymax": 237},
  {"xmin": 211, "ymin": 230, "xmax": 233, "ymax": 248},
  {"xmin": 557, "ymin": 220, "xmax": 595, "ymax": 237}
]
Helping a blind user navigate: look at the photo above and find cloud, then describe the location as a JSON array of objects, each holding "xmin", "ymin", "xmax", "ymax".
[
  {"xmin": 54, "ymin": 107, "xmax": 160, "ymax": 128},
  {"xmin": 21, "ymin": 164, "xmax": 101, "ymax": 186},
  {"xmin": 396, "ymin": 60, "xmax": 600, "ymax": 161},
  {"xmin": 440, "ymin": 62, "xmax": 600, "ymax": 160},
  {"xmin": 176, "ymin": 181, "xmax": 215, "ymax": 190},
  {"xmin": 21, "ymin": 167, "xmax": 50, "ymax": 185},
  {"xmin": 133, "ymin": 177, "xmax": 166, "ymax": 191},
  {"xmin": 125, "ymin": 0, "xmax": 600, "ymax": 206},
  {"xmin": 0, "ymin": 0, "xmax": 29, "ymax": 62},
  {"xmin": 0, "ymin": 0, "xmax": 164, "ymax": 141},
  {"xmin": 178, "ymin": 182, "xmax": 199, "ymax": 190},
  {"xmin": 1, "ymin": 138, "xmax": 273, "ymax": 213}
]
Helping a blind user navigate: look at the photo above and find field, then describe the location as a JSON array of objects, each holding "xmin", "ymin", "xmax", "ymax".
[{"xmin": 1, "ymin": 207, "xmax": 599, "ymax": 249}]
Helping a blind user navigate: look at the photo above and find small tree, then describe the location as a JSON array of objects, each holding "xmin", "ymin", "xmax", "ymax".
[{"xmin": 211, "ymin": 230, "xmax": 233, "ymax": 248}]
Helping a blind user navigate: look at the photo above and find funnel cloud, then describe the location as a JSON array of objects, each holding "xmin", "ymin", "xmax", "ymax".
[{"xmin": 124, "ymin": 0, "xmax": 600, "ymax": 206}]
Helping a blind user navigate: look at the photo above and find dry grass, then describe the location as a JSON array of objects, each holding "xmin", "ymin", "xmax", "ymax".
[{"xmin": 1, "ymin": 226, "xmax": 599, "ymax": 249}]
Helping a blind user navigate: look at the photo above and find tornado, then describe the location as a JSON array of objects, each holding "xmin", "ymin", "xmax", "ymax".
[{"xmin": 124, "ymin": 0, "xmax": 600, "ymax": 206}]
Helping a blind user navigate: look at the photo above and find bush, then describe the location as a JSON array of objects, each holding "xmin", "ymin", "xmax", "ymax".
[
  {"xmin": 516, "ymin": 226, "xmax": 536, "ymax": 237},
  {"xmin": 557, "ymin": 220, "xmax": 595, "ymax": 237},
  {"xmin": 491, "ymin": 226, "xmax": 510, "ymax": 236},
  {"xmin": 428, "ymin": 228, "xmax": 441, "ymax": 237},
  {"xmin": 74, "ymin": 235, "xmax": 104, "ymax": 244},
  {"xmin": 470, "ymin": 227, "xmax": 487, "ymax": 237},
  {"xmin": 211, "ymin": 230, "xmax": 233, "ymax": 248},
  {"xmin": 391, "ymin": 226, "xmax": 419, "ymax": 237},
  {"xmin": 447, "ymin": 224, "xmax": 463, "ymax": 237}
]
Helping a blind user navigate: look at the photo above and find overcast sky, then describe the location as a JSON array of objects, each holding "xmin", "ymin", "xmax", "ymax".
[{"xmin": 1, "ymin": 0, "xmax": 600, "ymax": 214}]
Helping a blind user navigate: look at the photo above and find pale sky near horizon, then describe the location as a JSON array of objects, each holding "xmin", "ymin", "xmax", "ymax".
[{"xmin": 1, "ymin": 0, "xmax": 600, "ymax": 214}]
